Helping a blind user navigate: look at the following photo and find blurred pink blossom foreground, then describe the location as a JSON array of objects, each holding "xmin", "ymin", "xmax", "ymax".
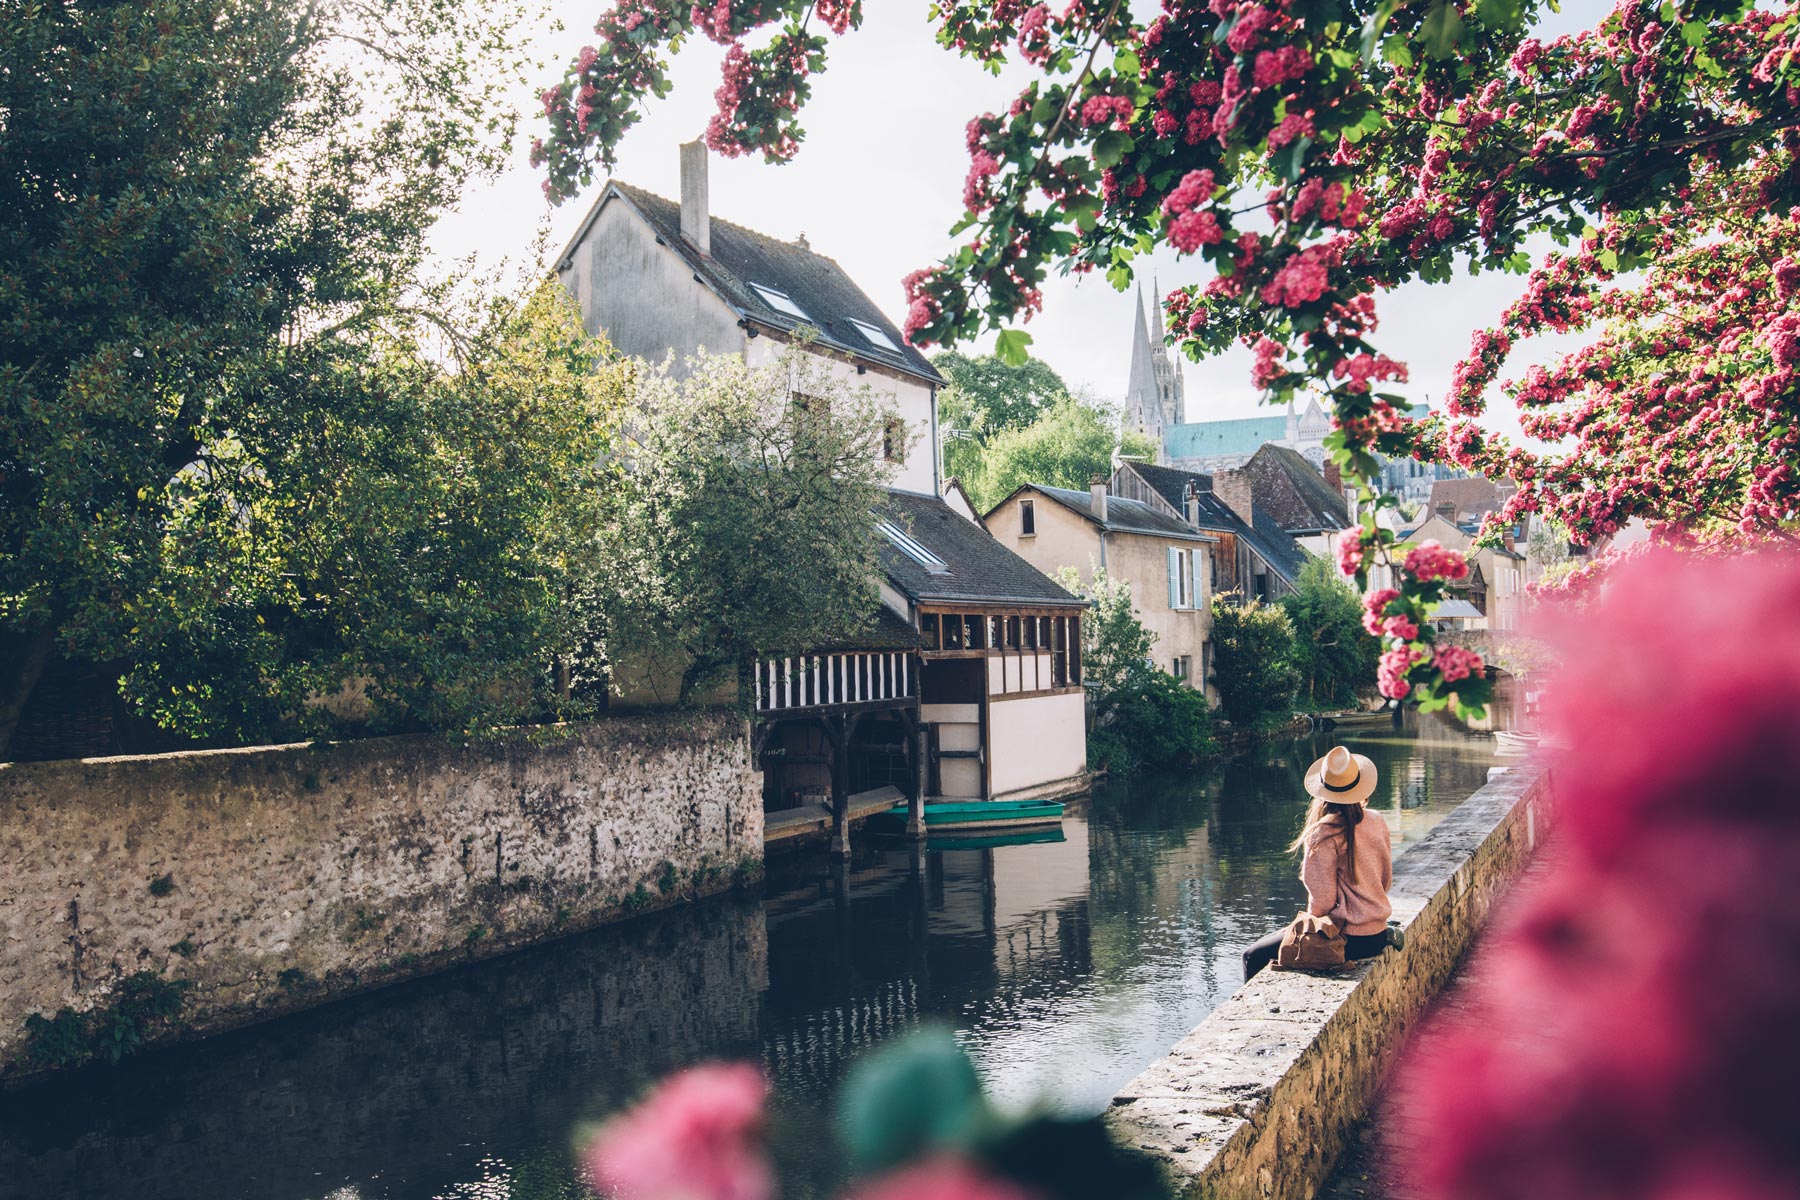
[{"xmin": 1398, "ymin": 547, "xmax": 1800, "ymax": 1200}]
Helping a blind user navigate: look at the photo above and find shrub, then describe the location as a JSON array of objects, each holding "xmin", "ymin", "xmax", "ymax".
[
  {"xmin": 1208, "ymin": 598, "xmax": 1299, "ymax": 726},
  {"xmin": 1089, "ymin": 672, "xmax": 1216, "ymax": 776}
]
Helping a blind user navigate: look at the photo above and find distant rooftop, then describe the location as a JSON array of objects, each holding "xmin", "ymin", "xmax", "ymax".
[{"xmin": 1165, "ymin": 415, "xmax": 1288, "ymax": 462}]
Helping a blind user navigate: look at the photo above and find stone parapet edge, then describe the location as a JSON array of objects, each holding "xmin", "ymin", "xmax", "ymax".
[{"xmin": 1106, "ymin": 764, "xmax": 1551, "ymax": 1200}]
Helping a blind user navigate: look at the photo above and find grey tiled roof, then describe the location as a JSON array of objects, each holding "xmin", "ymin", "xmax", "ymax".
[
  {"xmin": 881, "ymin": 489, "xmax": 1085, "ymax": 608},
  {"xmin": 1128, "ymin": 461, "xmax": 1216, "ymax": 512},
  {"xmin": 1114, "ymin": 463, "xmax": 1308, "ymax": 586},
  {"xmin": 600, "ymin": 183, "xmax": 943, "ymax": 385},
  {"xmin": 1027, "ymin": 485, "xmax": 1218, "ymax": 543}
]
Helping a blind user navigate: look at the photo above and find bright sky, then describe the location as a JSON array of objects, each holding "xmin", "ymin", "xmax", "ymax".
[{"xmin": 433, "ymin": 1, "xmax": 1611, "ymax": 440}]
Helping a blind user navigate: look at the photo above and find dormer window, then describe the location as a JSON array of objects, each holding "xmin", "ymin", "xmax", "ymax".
[
  {"xmin": 877, "ymin": 519, "xmax": 948, "ymax": 574},
  {"xmin": 751, "ymin": 283, "xmax": 810, "ymax": 321},
  {"xmin": 1020, "ymin": 499, "xmax": 1035, "ymax": 536},
  {"xmin": 849, "ymin": 318, "xmax": 901, "ymax": 353}
]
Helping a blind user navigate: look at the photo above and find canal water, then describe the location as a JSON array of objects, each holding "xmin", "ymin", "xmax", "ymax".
[{"xmin": 0, "ymin": 714, "xmax": 1500, "ymax": 1200}]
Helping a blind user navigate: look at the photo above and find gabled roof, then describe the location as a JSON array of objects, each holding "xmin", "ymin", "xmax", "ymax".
[
  {"xmin": 1013, "ymin": 485, "xmax": 1217, "ymax": 544},
  {"xmin": 1164, "ymin": 415, "xmax": 1287, "ymax": 461},
  {"xmin": 1427, "ymin": 477, "xmax": 1516, "ymax": 520},
  {"xmin": 561, "ymin": 182, "xmax": 943, "ymax": 386},
  {"xmin": 1111, "ymin": 461, "xmax": 1309, "ymax": 585},
  {"xmin": 1231, "ymin": 444, "xmax": 1350, "ymax": 535},
  {"xmin": 881, "ymin": 489, "xmax": 1085, "ymax": 608},
  {"xmin": 1126, "ymin": 461, "xmax": 1216, "ymax": 513}
]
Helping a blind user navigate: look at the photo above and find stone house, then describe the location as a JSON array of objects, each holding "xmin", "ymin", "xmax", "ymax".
[
  {"xmin": 984, "ymin": 480, "xmax": 1217, "ymax": 694},
  {"xmin": 1213, "ymin": 444, "xmax": 1352, "ymax": 557},
  {"xmin": 555, "ymin": 144, "xmax": 1089, "ymax": 833}
]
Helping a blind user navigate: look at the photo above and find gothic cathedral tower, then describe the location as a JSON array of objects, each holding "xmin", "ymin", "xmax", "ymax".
[{"xmin": 1123, "ymin": 281, "xmax": 1185, "ymax": 463}]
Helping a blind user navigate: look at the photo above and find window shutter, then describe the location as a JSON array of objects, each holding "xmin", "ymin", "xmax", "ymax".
[
  {"xmin": 1191, "ymin": 548, "xmax": 1204, "ymax": 609},
  {"xmin": 1168, "ymin": 548, "xmax": 1181, "ymax": 608}
]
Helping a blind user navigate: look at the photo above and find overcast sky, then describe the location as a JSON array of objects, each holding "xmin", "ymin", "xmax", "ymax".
[{"xmin": 432, "ymin": 1, "xmax": 1610, "ymax": 441}]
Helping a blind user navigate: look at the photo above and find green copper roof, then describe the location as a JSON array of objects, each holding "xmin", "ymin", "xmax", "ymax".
[{"xmin": 1164, "ymin": 416, "xmax": 1288, "ymax": 461}]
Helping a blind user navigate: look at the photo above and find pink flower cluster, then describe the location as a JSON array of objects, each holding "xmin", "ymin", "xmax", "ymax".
[
  {"xmin": 1079, "ymin": 94, "xmax": 1132, "ymax": 127},
  {"xmin": 1377, "ymin": 646, "xmax": 1424, "ymax": 699},
  {"xmin": 1361, "ymin": 588, "xmax": 1418, "ymax": 641},
  {"xmin": 1335, "ymin": 527, "xmax": 1370, "ymax": 576},
  {"xmin": 586, "ymin": 1064, "xmax": 772, "ymax": 1200},
  {"xmin": 1402, "ymin": 539, "xmax": 1470, "ymax": 583},
  {"xmin": 1252, "ymin": 45, "xmax": 1312, "ymax": 89},
  {"xmin": 1430, "ymin": 644, "xmax": 1483, "ymax": 683},
  {"xmin": 1251, "ymin": 336, "xmax": 1287, "ymax": 389},
  {"xmin": 1259, "ymin": 246, "xmax": 1333, "ymax": 308}
]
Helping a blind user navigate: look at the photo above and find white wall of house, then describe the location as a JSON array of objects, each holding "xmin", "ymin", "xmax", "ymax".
[
  {"xmin": 560, "ymin": 198, "xmax": 748, "ymax": 371},
  {"xmin": 744, "ymin": 336, "xmax": 937, "ymax": 496},
  {"xmin": 988, "ymin": 692, "xmax": 1086, "ymax": 798}
]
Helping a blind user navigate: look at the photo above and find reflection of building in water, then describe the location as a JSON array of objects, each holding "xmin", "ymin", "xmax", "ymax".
[{"xmin": 0, "ymin": 897, "xmax": 768, "ymax": 1200}]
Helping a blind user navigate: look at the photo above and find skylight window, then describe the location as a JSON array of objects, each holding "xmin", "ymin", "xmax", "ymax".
[
  {"xmin": 877, "ymin": 520, "xmax": 948, "ymax": 574},
  {"xmin": 751, "ymin": 283, "xmax": 811, "ymax": 321},
  {"xmin": 849, "ymin": 318, "xmax": 901, "ymax": 353}
]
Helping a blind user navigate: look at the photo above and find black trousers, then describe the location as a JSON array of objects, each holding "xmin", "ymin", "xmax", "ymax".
[{"xmin": 1242, "ymin": 925, "xmax": 1389, "ymax": 980}]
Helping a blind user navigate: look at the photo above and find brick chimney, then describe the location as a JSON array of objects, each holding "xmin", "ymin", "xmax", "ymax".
[
  {"xmin": 1214, "ymin": 468, "xmax": 1256, "ymax": 528},
  {"xmin": 1323, "ymin": 459, "xmax": 1343, "ymax": 494},
  {"xmin": 680, "ymin": 140, "xmax": 710, "ymax": 257},
  {"xmin": 1090, "ymin": 475, "xmax": 1109, "ymax": 524}
]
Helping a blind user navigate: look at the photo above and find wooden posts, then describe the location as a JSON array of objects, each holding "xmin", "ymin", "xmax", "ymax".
[{"xmin": 909, "ymin": 727, "xmax": 928, "ymax": 838}]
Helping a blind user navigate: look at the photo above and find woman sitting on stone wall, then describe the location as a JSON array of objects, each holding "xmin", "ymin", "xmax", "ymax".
[{"xmin": 1242, "ymin": 746, "xmax": 1395, "ymax": 979}]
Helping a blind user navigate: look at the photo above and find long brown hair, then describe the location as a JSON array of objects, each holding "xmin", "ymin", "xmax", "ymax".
[{"xmin": 1288, "ymin": 796, "xmax": 1365, "ymax": 884}]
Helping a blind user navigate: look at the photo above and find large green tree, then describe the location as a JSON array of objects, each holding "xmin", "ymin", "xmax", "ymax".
[
  {"xmin": 605, "ymin": 347, "xmax": 896, "ymax": 706},
  {"xmin": 961, "ymin": 394, "xmax": 1154, "ymax": 512},
  {"xmin": 0, "ymin": 0, "xmax": 544, "ymax": 756},
  {"xmin": 934, "ymin": 350, "xmax": 1070, "ymax": 485},
  {"xmin": 1280, "ymin": 556, "xmax": 1379, "ymax": 708}
]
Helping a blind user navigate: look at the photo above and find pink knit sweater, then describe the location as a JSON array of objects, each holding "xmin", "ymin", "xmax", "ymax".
[{"xmin": 1300, "ymin": 809, "xmax": 1394, "ymax": 936}]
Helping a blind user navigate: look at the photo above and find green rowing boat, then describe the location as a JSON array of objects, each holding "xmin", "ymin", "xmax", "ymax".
[{"xmin": 867, "ymin": 799, "xmax": 1064, "ymax": 834}]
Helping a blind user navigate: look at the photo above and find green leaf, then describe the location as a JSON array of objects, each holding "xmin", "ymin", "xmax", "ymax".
[
  {"xmin": 1092, "ymin": 130, "xmax": 1133, "ymax": 169},
  {"xmin": 1360, "ymin": 0, "xmax": 1401, "ymax": 61},
  {"xmin": 1680, "ymin": 20, "xmax": 1707, "ymax": 46},
  {"xmin": 1423, "ymin": 1, "xmax": 1465, "ymax": 58},
  {"xmin": 838, "ymin": 1027, "xmax": 991, "ymax": 1173},
  {"xmin": 995, "ymin": 328, "xmax": 1035, "ymax": 366}
]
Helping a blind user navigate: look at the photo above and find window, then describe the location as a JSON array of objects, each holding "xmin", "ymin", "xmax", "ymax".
[
  {"xmin": 921, "ymin": 612, "xmax": 940, "ymax": 649},
  {"xmin": 1172, "ymin": 655, "xmax": 1191, "ymax": 682},
  {"xmin": 1167, "ymin": 547, "xmax": 1198, "ymax": 609},
  {"xmin": 752, "ymin": 283, "xmax": 811, "ymax": 321},
  {"xmin": 1020, "ymin": 499, "xmax": 1035, "ymax": 536},
  {"xmin": 884, "ymin": 418, "xmax": 907, "ymax": 463},
  {"xmin": 848, "ymin": 318, "xmax": 901, "ymax": 352},
  {"xmin": 877, "ymin": 519, "xmax": 948, "ymax": 574}
]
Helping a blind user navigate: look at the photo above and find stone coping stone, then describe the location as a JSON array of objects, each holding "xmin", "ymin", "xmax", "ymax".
[{"xmin": 1107, "ymin": 764, "xmax": 1551, "ymax": 1200}]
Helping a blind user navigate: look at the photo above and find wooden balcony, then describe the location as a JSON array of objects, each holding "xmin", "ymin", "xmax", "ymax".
[{"xmin": 754, "ymin": 651, "xmax": 919, "ymax": 716}]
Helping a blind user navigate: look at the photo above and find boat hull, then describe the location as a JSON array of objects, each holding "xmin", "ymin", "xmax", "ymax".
[{"xmin": 867, "ymin": 799, "xmax": 1065, "ymax": 834}]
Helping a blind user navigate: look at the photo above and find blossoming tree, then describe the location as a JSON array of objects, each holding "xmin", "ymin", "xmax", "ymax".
[{"xmin": 536, "ymin": 0, "xmax": 1800, "ymax": 716}]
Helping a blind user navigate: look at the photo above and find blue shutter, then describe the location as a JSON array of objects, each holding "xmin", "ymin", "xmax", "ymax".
[
  {"xmin": 1168, "ymin": 547, "xmax": 1181, "ymax": 608},
  {"xmin": 1191, "ymin": 548, "xmax": 1203, "ymax": 608}
]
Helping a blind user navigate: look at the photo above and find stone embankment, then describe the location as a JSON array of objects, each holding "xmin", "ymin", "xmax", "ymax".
[
  {"xmin": 0, "ymin": 710, "xmax": 762, "ymax": 1080},
  {"xmin": 1107, "ymin": 763, "xmax": 1550, "ymax": 1200}
]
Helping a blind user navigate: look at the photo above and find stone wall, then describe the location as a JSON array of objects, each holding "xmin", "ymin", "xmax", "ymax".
[
  {"xmin": 0, "ymin": 710, "xmax": 762, "ymax": 1080},
  {"xmin": 1107, "ymin": 764, "xmax": 1550, "ymax": 1200}
]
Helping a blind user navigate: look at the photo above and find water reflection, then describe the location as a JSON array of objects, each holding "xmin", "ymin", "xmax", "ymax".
[{"xmin": 0, "ymin": 717, "xmax": 1496, "ymax": 1200}]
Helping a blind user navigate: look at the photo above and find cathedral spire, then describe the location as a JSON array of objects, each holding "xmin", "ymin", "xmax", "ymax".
[{"xmin": 1149, "ymin": 275, "xmax": 1166, "ymax": 342}]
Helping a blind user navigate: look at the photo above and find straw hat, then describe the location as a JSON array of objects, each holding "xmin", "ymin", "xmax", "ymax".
[{"xmin": 1304, "ymin": 745, "xmax": 1378, "ymax": 806}]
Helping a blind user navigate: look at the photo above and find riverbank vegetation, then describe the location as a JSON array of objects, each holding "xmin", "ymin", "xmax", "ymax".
[{"xmin": 1056, "ymin": 568, "xmax": 1215, "ymax": 774}]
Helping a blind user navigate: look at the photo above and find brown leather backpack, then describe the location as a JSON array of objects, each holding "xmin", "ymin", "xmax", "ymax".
[{"xmin": 1274, "ymin": 912, "xmax": 1347, "ymax": 971}]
